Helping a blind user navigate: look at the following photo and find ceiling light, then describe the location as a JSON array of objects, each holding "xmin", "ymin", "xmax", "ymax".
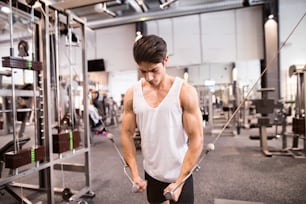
[
  {"xmin": 135, "ymin": 31, "xmax": 142, "ymax": 42},
  {"xmin": 1, "ymin": 6, "xmax": 11, "ymax": 14},
  {"xmin": 94, "ymin": 3, "xmax": 116, "ymax": 17}
]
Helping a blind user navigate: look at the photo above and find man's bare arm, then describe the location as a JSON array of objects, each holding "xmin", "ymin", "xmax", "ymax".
[
  {"xmin": 164, "ymin": 83, "xmax": 204, "ymax": 201},
  {"xmin": 179, "ymin": 83, "xmax": 204, "ymax": 182},
  {"xmin": 121, "ymin": 87, "xmax": 147, "ymax": 192}
]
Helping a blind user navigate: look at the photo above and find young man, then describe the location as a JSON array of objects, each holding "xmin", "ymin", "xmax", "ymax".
[{"xmin": 121, "ymin": 35, "xmax": 204, "ymax": 204}]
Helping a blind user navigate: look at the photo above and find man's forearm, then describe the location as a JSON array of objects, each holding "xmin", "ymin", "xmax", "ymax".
[
  {"xmin": 122, "ymin": 133, "xmax": 139, "ymax": 179},
  {"xmin": 177, "ymin": 137, "xmax": 203, "ymax": 183}
]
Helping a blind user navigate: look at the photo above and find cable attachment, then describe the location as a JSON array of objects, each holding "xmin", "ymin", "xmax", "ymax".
[{"xmin": 164, "ymin": 143, "xmax": 215, "ymax": 200}]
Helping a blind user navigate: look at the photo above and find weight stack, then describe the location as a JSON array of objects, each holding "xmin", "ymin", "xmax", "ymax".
[
  {"xmin": 2, "ymin": 56, "xmax": 42, "ymax": 71},
  {"xmin": 53, "ymin": 130, "xmax": 81, "ymax": 153},
  {"xmin": 4, "ymin": 146, "xmax": 45, "ymax": 169}
]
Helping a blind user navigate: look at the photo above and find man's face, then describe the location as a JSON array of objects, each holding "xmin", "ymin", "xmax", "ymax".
[{"xmin": 137, "ymin": 57, "xmax": 168, "ymax": 86}]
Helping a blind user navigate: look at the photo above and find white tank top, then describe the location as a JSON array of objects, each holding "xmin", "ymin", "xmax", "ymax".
[{"xmin": 133, "ymin": 77, "xmax": 188, "ymax": 182}]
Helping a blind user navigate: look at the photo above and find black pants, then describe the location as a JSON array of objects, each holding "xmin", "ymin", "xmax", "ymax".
[{"xmin": 145, "ymin": 172, "xmax": 194, "ymax": 204}]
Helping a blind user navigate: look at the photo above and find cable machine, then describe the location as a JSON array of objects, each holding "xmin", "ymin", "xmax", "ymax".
[
  {"xmin": 289, "ymin": 64, "xmax": 306, "ymax": 158},
  {"xmin": 0, "ymin": 0, "xmax": 94, "ymax": 203}
]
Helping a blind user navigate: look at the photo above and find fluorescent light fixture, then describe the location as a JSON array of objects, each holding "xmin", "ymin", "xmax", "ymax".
[
  {"xmin": 1, "ymin": 6, "xmax": 11, "ymax": 14},
  {"xmin": 232, "ymin": 67, "xmax": 237, "ymax": 81},
  {"xmin": 204, "ymin": 80, "xmax": 215, "ymax": 86},
  {"xmin": 183, "ymin": 72, "xmax": 188, "ymax": 82}
]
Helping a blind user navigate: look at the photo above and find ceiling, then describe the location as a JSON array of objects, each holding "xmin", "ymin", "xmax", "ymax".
[
  {"xmin": 0, "ymin": 0, "xmax": 268, "ymax": 43},
  {"xmin": 47, "ymin": 0, "xmax": 268, "ymax": 29}
]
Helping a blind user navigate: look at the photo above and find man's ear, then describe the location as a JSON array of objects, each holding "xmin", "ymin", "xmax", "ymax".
[{"xmin": 164, "ymin": 55, "xmax": 169, "ymax": 64}]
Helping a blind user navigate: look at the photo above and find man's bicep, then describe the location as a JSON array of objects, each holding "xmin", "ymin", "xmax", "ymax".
[
  {"xmin": 122, "ymin": 110, "xmax": 136, "ymax": 134},
  {"xmin": 122, "ymin": 88, "xmax": 137, "ymax": 135},
  {"xmin": 182, "ymin": 86, "xmax": 202, "ymax": 137}
]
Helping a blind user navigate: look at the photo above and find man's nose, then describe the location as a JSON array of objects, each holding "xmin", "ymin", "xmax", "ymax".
[{"xmin": 145, "ymin": 72, "xmax": 153, "ymax": 81}]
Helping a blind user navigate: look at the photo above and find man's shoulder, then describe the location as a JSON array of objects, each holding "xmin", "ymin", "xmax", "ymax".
[
  {"xmin": 179, "ymin": 82, "xmax": 198, "ymax": 106},
  {"xmin": 180, "ymin": 80, "xmax": 196, "ymax": 93}
]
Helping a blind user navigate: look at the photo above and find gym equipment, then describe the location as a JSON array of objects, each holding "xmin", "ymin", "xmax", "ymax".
[
  {"xmin": 288, "ymin": 64, "xmax": 306, "ymax": 158},
  {"xmin": 52, "ymin": 130, "xmax": 81, "ymax": 153},
  {"xmin": 249, "ymin": 88, "xmax": 292, "ymax": 157},
  {"xmin": 0, "ymin": 137, "xmax": 31, "ymax": 203},
  {"xmin": 0, "ymin": 1, "xmax": 94, "ymax": 203},
  {"xmin": 106, "ymin": 132, "xmax": 140, "ymax": 193},
  {"xmin": 0, "ymin": 137, "xmax": 30, "ymax": 177},
  {"xmin": 61, "ymin": 187, "xmax": 89, "ymax": 204},
  {"xmin": 4, "ymin": 145, "xmax": 45, "ymax": 169},
  {"xmin": 163, "ymin": 143, "xmax": 215, "ymax": 200},
  {"xmin": 2, "ymin": 57, "xmax": 43, "ymax": 71},
  {"xmin": 62, "ymin": 187, "xmax": 74, "ymax": 201}
]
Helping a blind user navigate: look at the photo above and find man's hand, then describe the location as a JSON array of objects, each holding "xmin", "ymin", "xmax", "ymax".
[
  {"xmin": 134, "ymin": 176, "xmax": 147, "ymax": 193},
  {"xmin": 163, "ymin": 182, "xmax": 183, "ymax": 201}
]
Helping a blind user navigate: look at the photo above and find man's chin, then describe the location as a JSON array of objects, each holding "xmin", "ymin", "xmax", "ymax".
[{"xmin": 148, "ymin": 81, "xmax": 157, "ymax": 86}]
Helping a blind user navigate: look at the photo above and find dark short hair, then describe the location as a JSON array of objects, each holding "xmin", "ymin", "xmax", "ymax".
[{"xmin": 133, "ymin": 35, "xmax": 167, "ymax": 64}]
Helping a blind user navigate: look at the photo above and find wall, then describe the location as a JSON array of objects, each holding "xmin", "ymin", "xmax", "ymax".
[
  {"xmin": 95, "ymin": 24, "xmax": 136, "ymax": 72},
  {"xmin": 146, "ymin": 6, "xmax": 263, "ymax": 65},
  {"xmin": 94, "ymin": 24, "xmax": 138, "ymax": 101},
  {"xmin": 142, "ymin": 6, "xmax": 263, "ymax": 97},
  {"xmin": 86, "ymin": 27, "xmax": 96, "ymax": 60},
  {"xmin": 92, "ymin": 6, "xmax": 264, "ymax": 101},
  {"xmin": 108, "ymin": 70, "xmax": 138, "ymax": 103}
]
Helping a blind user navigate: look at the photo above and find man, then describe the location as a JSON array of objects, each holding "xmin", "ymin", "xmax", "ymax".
[{"xmin": 121, "ymin": 35, "xmax": 204, "ymax": 204}]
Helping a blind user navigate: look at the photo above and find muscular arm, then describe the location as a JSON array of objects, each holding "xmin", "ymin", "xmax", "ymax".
[
  {"xmin": 121, "ymin": 87, "xmax": 146, "ymax": 192},
  {"xmin": 179, "ymin": 84, "xmax": 204, "ymax": 181},
  {"xmin": 165, "ymin": 83, "xmax": 204, "ymax": 200}
]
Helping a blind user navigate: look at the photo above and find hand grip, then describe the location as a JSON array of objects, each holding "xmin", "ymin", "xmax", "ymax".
[
  {"xmin": 163, "ymin": 191, "xmax": 174, "ymax": 200},
  {"xmin": 132, "ymin": 183, "xmax": 140, "ymax": 193}
]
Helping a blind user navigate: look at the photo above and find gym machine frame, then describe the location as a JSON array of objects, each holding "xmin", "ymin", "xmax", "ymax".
[
  {"xmin": 0, "ymin": 1, "xmax": 94, "ymax": 203},
  {"xmin": 0, "ymin": 0, "xmax": 46, "ymax": 202},
  {"xmin": 250, "ymin": 88, "xmax": 293, "ymax": 157},
  {"xmin": 288, "ymin": 64, "xmax": 306, "ymax": 158}
]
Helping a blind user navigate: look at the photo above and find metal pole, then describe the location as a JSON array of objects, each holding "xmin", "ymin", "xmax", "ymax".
[
  {"xmin": 8, "ymin": 0, "xmax": 18, "ymax": 152},
  {"xmin": 9, "ymin": 0, "xmax": 13, "ymax": 57},
  {"xmin": 303, "ymin": 68, "xmax": 306, "ymax": 156},
  {"xmin": 296, "ymin": 74, "xmax": 302, "ymax": 118},
  {"xmin": 68, "ymin": 15, "xmax": 74, "ymax": 130},
  {"xmin": 31, "ymin": 6, "xmax": 38, "ymax": 146},
  {"xmin": 54, "ymin": 10, "xmax": 61, "ymax": 131}
]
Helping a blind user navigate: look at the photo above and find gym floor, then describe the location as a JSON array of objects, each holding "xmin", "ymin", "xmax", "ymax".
[{"xmin": 0, "ymin": 122, "xmax": 306, "ymax": 204}]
